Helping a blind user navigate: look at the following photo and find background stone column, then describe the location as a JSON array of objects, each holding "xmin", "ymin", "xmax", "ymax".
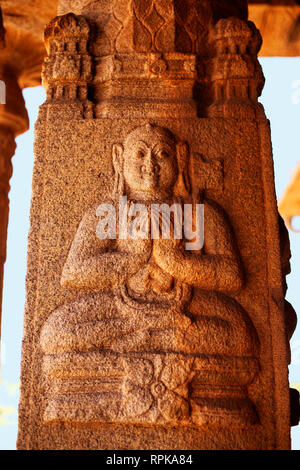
[{"xmin": 0, "ymin": 7, "xmax": 29, "ymax": 336}]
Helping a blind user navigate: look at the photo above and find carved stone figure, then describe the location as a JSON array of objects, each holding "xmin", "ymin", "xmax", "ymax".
[{"xmin": 40, "ymin": 123, "xmax": 259, "ymax": 426}]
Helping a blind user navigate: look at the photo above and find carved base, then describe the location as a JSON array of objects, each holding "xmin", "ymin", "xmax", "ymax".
[{"xmin": 43, "ymin": 351, "xmax": 259, "ymax": 427}]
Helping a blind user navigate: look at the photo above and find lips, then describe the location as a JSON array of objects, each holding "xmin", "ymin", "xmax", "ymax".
[{"xmin": 142, "ymin": 172, "xmax": 158, "ymax": 182}]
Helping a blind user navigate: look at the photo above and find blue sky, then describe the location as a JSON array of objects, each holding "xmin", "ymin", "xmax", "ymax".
[{"xmin": 0, "ymin": 58, "xmax": 300, "ymax": 450}]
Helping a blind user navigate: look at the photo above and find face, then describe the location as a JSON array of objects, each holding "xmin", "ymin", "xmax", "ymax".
[{"xmin": 122, "ymin": 126, "xmax": 178, "ymax": 199}]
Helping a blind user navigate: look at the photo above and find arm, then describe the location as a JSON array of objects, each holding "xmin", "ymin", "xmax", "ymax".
[
  {"xmin": 61, "ymin": 206, "xmax": 150, "ymax": 290},
  {"xmin": 153, "ymin": 243, "xmax": 243, "ymax": 293}
]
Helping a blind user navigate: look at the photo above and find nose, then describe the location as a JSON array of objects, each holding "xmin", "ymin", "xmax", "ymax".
[{"xmin": 142, "ymin": 150, "xmax": 158, "ymax": 173}]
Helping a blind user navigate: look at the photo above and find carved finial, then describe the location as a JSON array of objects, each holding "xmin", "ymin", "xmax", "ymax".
[
  {"xmin": 42, "ymin": 12, "xmax": 93, "ymax": 118},
  {"xmin": 207, "ymin": 16, "xmax": 265, "ymax": 118},
  {"xmin": 44, "ymin": 13, "xmax": 90, "ymax": 54}
]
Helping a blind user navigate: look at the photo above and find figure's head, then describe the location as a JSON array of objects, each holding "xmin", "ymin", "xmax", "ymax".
[{"xmin": 113, "ymin": 123, "xmax": 188, "ymax": 200}]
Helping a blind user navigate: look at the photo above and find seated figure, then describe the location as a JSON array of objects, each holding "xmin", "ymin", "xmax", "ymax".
[{"xmin": 41, "ymin": 123, "xmax": 259, "ymax": 426}]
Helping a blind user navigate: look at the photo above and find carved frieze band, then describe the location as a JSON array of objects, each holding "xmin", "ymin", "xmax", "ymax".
[{"xmin": 41, "ymin": 9, "xmax": 266, "ymax": 119}]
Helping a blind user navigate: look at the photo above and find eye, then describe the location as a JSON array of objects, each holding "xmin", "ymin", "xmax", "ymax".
[
  {"xmin": 159, "ymin": 150, "xmax": 169, "ymax": 159},
  {"xmin": 137, "ymin": 150, "xmax": 145, "ymax": 158}
]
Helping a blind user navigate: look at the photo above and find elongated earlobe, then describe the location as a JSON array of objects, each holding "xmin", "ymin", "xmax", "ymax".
[
  {"xmin": 174, "ymin": 142, "xmax": 191, "ymax": 198},
  {"xmin": 112, "ymin": 143, "xmax": 124, "ymax": 196}
]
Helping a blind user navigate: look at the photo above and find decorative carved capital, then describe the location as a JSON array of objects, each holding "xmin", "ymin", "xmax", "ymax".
[
  {"xmin": 206, "ymin": 17, "xmax": 265, "ymax": 118},
  {"xmin": 42, "ymin": 13, "xmax": 93, "ymax": 118}
]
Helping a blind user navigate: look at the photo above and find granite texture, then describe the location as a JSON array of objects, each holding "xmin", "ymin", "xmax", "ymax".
[{"xmin": 17, "ymin": 0, "xmax": 296, "ymax": 450}]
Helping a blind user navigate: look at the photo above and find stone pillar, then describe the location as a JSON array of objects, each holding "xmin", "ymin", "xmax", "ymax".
[
  {"xmin": 18, "ymin": 0, "xmax": 297, "ymax": 450},
  {"xmin": 0, "ymin": 7, "xmax": 29, "ymax": 334}
]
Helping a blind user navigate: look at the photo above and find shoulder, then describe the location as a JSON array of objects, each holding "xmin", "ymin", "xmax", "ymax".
[
  {"xmin": 78, "ymin": 199, "xmax": 117, "ymax": 231},
  {"xmin": 202, "ymin": 198, "xmax": 230, "ymax": 226},
  {"xmin": 84, "ymin": 199, "xmax": 118, "ymax": 218},
  {"xmin": 201, "ymin": 198, "xmax": 236, "ymax": 253}
]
